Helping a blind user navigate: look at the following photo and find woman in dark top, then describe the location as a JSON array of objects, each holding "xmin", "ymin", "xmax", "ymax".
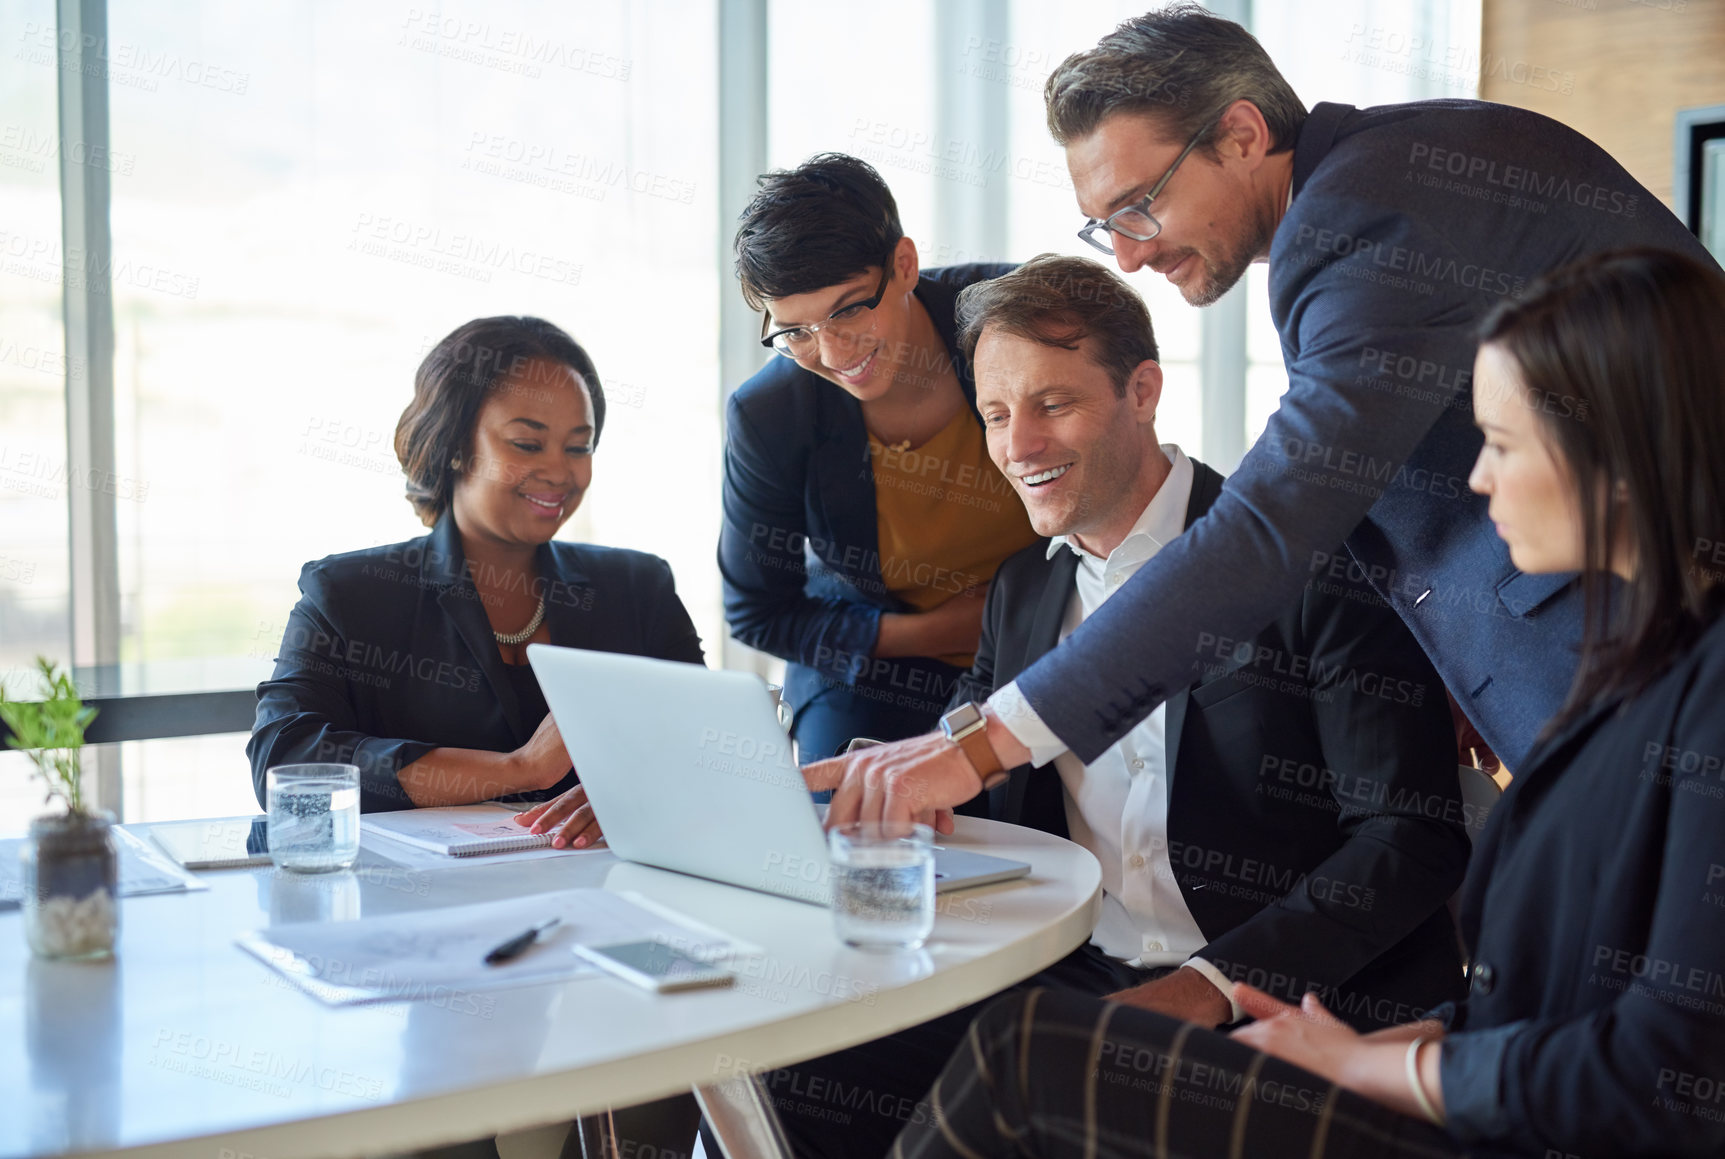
[
  {"xmin": 890, "ymin": 250, "xmax": 1725, "ymax": 1159},
  {"xmin": 248, "ymin": 315, "xmax": 704, "ymax": 848},
  {"xmin": 719, "ymin": 154, "xmax": 1037, "ymax": 761}
]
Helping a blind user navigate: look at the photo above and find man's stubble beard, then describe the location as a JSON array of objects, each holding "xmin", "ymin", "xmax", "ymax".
[{"xmin": 1181, "ymin": 217, "xmax": 1273, "ymax": 307}]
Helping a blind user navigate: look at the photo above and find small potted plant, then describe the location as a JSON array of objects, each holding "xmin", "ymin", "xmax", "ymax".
[{"xmin": 1, "ymin": 658, "xmax": 116, "ymax": 959}]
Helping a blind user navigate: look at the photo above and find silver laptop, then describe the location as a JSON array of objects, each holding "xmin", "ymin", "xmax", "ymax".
[{"xmin": 528, "ymin": 645, "xmax": 1030, "ymax": 905}]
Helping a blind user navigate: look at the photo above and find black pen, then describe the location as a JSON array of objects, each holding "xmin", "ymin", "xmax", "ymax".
[{"xmin": 483, "ymin": 917, "xmax": 562, "ymax": 965}]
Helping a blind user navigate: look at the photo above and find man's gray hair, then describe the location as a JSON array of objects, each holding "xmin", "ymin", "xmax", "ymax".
[{"xmin": 1045, "ymin": 2, "xmax": 1306, "ymax": 155}]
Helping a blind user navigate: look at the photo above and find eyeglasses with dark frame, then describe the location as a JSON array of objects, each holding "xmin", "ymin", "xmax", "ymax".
[
  {"xmin": 1077, "ymin": 111, "xmax": 1225, "ymax": 257},
  {"xmin": 759, "ymin": 265, "xmax": 893, "ymax": 358}
]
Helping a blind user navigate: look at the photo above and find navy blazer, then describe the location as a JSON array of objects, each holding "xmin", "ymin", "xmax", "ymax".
[
  {"xmin": 1437, "ymin": 603, "xmax": 1725, "ymax": 1157},
  {"xmin": 1010, "ymin": 100, "xmax": 1721, "ymax": 771},
  {"xmin": 248, "ymin": 509, "xmax": 704, "ymax": 812},
  {"xmin": 953, "ymin": 460, "xmax": 1470, "ymax": 1029},
  {"xmin": 718, "ymin": 262, "xmax": 1014, "ymax": 721}
]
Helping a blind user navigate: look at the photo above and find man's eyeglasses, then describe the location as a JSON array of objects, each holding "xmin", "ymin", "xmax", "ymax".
[
  {"xmin": 760, "ymin": 265, "xmax": 892, "ymax": 357},
  {"xmin": 1077, "ymin": 112, "xmax": 1224, "ymax": 257}
]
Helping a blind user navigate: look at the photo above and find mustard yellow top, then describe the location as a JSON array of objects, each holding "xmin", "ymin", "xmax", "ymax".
[{"xmin": 870, "ymin": 406, "xmax": 1039, "ymax": 667}]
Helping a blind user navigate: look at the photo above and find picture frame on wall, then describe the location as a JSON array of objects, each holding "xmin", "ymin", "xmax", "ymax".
[{"xmin": 1676, "ymin": 103, "xmax": 1725, "ymax": 263}]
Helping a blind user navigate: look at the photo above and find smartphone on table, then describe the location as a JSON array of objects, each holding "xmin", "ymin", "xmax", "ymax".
[{"xmin": 573, "ymin": 939, "xmax": 734, "ymax": 992}]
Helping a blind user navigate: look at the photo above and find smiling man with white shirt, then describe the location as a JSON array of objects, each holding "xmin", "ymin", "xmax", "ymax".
[
  {"xmin": 948, "ymin": 254, "xmax": 1470, "ymax": 1031},
  {"xmin": 772, "ymin": 255, "xmax": 1472, "ymax": 1159}
]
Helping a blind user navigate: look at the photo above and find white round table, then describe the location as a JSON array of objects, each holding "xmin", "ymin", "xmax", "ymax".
[{"xmin": 5, "ymin": 816, "xmax": 1100, "ymax": 1159}]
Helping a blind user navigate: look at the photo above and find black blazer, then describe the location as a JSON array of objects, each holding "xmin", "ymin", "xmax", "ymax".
[
  {"xmin": 248, "ymin": 509, "xmax": 705, "ymax": 812},
  {"xmin": 718, "ymin": 263, "xmax": 1015, "ymax": 723},
  {"xmin": 1437, "ymin": 602, "xmax": 1725, "ymax": 1157},
  {"xmin": 953, "ymin": 460, "xmax": 1471, "ymax": 1029}
]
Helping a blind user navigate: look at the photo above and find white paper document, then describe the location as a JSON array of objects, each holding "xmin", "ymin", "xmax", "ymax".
[
  {"xmin": 0, "ymin": 825, "xmax": 207, "ymax": 908},
  {"xmin": 235, "ymin": 887, "xmax": 751, "ymax": 1005}
]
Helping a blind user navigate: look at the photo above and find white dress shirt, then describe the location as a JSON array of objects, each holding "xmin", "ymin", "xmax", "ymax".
[{"xmin": 988, "ymin": 444, "xmax": 1239, "ymax": 1016}]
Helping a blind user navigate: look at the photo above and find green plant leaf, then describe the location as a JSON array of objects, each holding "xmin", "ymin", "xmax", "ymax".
[{"xmin": 1, "ymin": 656, "xmax": 92, "ymax": 814}]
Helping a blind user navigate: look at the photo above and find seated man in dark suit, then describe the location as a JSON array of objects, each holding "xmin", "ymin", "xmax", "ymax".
[
  {"xmin": 954, "ymin": 251, "xmax": 1470, "ymax": 1025},
  {"xmin": 765, "ymin": 255, "xmax": 1470, "ymax": 1159}
]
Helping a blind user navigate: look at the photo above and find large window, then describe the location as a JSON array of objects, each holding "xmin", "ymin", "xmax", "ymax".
[
  {"xmin": 1, "ymin": 0, "xmax": 1480, "ymax": 827},
  {"xmin": 1, "ymin": 0, "xmax": 74, "ymax": 825},
  {"xmin": 6, "ymin": 1, "xmax": 721, "ymax": 824},
  {"xmin": 105, "ymin": 2, "xmax": 720, "ymax": 670}
]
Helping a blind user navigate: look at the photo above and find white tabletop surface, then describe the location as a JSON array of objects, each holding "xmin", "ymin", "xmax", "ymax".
[{"xmin": 4, "ymin": 816, "xmax": 1101, "ymax": 1159}]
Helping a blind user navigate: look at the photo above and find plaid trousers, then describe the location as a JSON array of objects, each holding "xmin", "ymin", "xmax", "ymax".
[{"xmin": 892, "ymin": 989, "xmax": 1468, "ymax": 1159}]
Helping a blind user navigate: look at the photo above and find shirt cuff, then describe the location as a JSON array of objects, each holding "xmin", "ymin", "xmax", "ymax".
[
  {"xmin": 987, "ymin": 681, "xmax": 1067, "ymax": 767},
  {"xmin": 1182, "ymin": 957, "xmax": 1245, "ymax": 1023},
  {"xmin": 1437, "ymin": 1020, "xmax": 1525, "ymax": 1142}
]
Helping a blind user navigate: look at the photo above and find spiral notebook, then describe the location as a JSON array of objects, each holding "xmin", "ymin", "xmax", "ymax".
[{"xmin": 360, "ymin": 803, "xmax": 554, "ymax": 857}]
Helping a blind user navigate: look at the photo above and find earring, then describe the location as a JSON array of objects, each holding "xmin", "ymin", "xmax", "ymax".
[{"xmin": 449, "ymin": 455, "xmax": 463, "ymax": 470}]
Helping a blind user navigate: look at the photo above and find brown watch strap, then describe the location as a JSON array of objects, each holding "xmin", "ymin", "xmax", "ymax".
[{"xmin": 954, "ymin": 726, "xmax": 1009, "ymax": 790}]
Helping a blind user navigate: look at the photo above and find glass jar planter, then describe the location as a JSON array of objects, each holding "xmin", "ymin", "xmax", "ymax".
[{"xmin": 22, "ymin": 811, "xmax": 118, "ymax": 960}]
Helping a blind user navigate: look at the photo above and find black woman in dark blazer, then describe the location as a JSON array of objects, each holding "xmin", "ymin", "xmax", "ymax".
[
  {"xmin": 719, "ymin": 154, "xmax": 1037, "ymax": 761},
  {"xmin": 249, "ymin": 316, "xmax": 703, "ymax": 846},
  {"xmin": 892, "ymin": 250, "xmax": 1725, "ymax": 1159}
]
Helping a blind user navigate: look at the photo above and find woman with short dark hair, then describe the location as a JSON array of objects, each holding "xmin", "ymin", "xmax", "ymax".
[
  {"xmin": 720, "ymin": 153, "xmax": 1039, "ymax": 761},
  {"xmin": 249, "ymin": 315, "xmax": 703, "ymax": 847},
  {"xmin": 892, "ymin": 248, "xmax": 1725, "ymax": 1159}
]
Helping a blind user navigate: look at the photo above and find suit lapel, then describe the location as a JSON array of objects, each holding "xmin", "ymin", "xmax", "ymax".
[
  {"xmin": 1499, "ymin": 690, "xmax": 1621, "ymax": 800},
  {"xmin": 1163, "ymin": 687, "xmax": 1191, "ymax": 800},
  {"xmin": 1455, "ymin": 692, "xmax": 1619, "ymax": 949},
  {"xmin": 425, "ymin": 510, "xmax": 526, "ymax": 741},
  {"xmin": 1000, "ymin": 549, "xmax": 1078, "ymax": 827},
  {"xmin": 1027, "ymin": 549, "xmax": 1079, "ymax": 659},
  {"xmin": 815, "ymin": 395, "xmax": 888, "ymax": 606},
  {"xmin": 537, "ymin": 541, "xmax": 593, "ymax": 649}
]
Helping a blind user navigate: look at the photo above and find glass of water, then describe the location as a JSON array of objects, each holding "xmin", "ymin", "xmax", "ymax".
[
  {"xmin": 266, "ymin": 763, "xmax": 361, "ymax": 873},
  {"xmin": 828, "ymin": 821, "xmax": 935, "ymax": 950}
]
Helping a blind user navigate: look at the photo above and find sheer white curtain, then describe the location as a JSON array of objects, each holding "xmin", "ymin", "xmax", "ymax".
[{"xmin": 98, "ymin": 0, "xmax": 721, "ymax": 819}]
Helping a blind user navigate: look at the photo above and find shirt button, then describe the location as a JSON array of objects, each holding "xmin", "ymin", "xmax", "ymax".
[
  {"xmin": 1144, "ymin": 940, "xmax": 1163, "ymax": 952},
  {"xmin": 1129, "ymin": 854, "xmax": 1146, "ymax": 869},
  {"xmin": 1131, "ymin": 759, "xmax": 1145, "ymax": 770}
]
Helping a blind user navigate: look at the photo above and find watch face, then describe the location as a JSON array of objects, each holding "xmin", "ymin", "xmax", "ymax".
[{"xmin": 942, "ymin": 702, "xmax": 983, "ymax": 736}]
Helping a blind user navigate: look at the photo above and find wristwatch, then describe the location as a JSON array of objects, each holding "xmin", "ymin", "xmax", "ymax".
[{"xmin": 940, "ymin": 702, "xmax": 1009, "ymax": 790}]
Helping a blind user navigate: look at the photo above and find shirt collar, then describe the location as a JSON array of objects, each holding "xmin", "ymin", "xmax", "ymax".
[{"xmin": 1046, "ymin": 444, "xmax": 1193, "ymax": 564}]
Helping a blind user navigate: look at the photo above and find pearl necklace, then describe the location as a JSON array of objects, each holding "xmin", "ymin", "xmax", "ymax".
[{"xmin": 493, "ymin": 595, "xmax": 546, "ymax": 645}]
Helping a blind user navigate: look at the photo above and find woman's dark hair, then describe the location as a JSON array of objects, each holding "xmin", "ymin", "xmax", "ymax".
[
  {"xmin": 956, "ymin": 254, "xmax": 1158, "ymax": 396},
  {"xmin": 734, "ymin": 153, "xmax": 903, "ymax": 309},
  {"xmin": 1045, "ymin": 1, "xmax": 1306, "ymax": 156},
  {"xmin": 1478, "ymin": 248, "xmax": 1725, "ymax": 731},
  {"xmin": 394, "ymin": 315, "xmax": 606, "ymax": 527}
]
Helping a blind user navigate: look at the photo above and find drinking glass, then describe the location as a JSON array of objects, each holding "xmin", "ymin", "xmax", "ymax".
[
  {"xmin": 266, "ymin": 763, "xmax": 360, "ymax": 873},
  {"xmin": 828, "ymin": 821, "xmax": 935, "ymax": 950}
]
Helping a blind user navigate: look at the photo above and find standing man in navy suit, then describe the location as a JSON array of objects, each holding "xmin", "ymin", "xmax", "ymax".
[{"xmin": 809, "ymin": 2, "xmax": 1721, "ymax": 829}]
